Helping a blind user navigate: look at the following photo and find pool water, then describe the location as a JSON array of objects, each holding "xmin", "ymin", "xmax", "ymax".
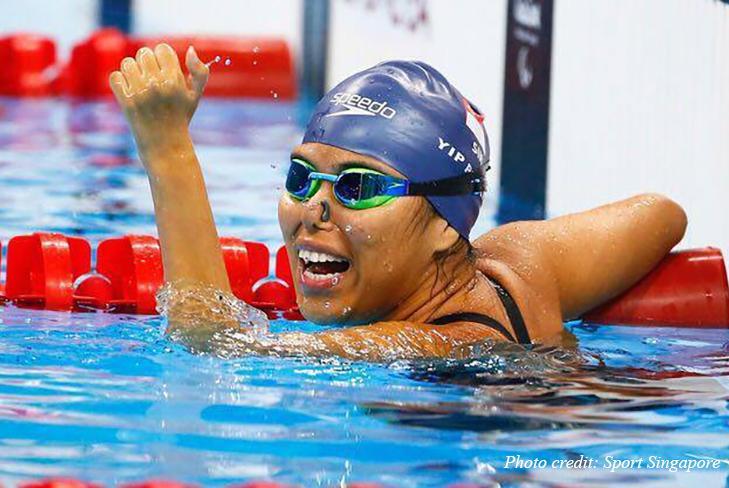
[{"xmin": 0, "ymin": 98, "xmax": 727, "ymax": 487}]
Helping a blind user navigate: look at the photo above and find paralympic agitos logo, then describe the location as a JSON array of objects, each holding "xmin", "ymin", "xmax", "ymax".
[{"xmin": 326, "ymin": 92, "xmax": 397, "ymax": 119}]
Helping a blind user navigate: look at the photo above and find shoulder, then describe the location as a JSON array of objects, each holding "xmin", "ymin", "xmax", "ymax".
[{"xmin": 471, "ymin": 223, "xmax": 564, "ymax": 341}]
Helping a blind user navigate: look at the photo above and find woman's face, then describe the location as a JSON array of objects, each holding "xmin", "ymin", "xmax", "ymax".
[{"xmin": 278, "ymin": 142, "xmax": 447, "ymax": 325}]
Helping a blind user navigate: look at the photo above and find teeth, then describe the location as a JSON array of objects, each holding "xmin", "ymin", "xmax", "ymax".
[
  {"xmin": 303, "ymin": 269, "xmax": 342, "ymax": 282},
  {"xmin": 298, "ymin": 249, "xmax": 348, "ymax": 264}
]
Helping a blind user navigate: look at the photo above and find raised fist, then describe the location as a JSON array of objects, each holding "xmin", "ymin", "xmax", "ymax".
[{"xmin": 109, "ymin": 43, "xmax": 209, "ymax": 162}]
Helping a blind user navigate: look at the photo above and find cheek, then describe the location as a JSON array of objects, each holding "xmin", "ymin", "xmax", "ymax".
[
  {"xmin": 352, "ymin": 200, "xmax": 421, "ymax": 239},
  {"xmin": 346, "ymin": 201, "xmax": 425, "ymax": 274},
  {"xmin": 277, "ymin": 195, "xmax": 300, "ymax": 238}
]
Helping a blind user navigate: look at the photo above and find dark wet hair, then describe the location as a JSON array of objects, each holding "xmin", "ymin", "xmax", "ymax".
[{"xmin": 409, "ymin": 200, "xmax": 476, "ymax": 297}]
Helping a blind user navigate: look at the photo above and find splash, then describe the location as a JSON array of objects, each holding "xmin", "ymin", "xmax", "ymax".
[{"xmin": 156, "ymin": 282, "xmax": 269, "ymax": 336}]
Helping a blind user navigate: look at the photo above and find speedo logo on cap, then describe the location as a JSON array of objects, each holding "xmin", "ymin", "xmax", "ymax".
[{"xmin": 327, "ymin": 92, "xmax": 397, "ymax": 119}]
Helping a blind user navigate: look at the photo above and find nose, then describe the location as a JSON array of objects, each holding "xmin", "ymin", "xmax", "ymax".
[{"xmin": 301, "ymin": 181, "xmax": 337, "ymax": 232}]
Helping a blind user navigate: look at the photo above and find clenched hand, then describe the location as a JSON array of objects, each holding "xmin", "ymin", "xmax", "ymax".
[{"xmin": 109, "ymin": 43, "xmax": 209, "ymax": 168}]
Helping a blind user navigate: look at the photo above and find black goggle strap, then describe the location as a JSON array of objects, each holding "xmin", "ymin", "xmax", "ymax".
[{"xmin": 406, "ymin": 169, "xmax": 487, "ymax": 197}]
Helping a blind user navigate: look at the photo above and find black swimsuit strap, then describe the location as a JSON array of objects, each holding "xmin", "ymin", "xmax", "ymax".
[
  {"xmin": 430, "ymin": 312, "xmax": 516, "ymax": 342},
  {"xmin": 490, "ymin": 281, "xmax": 531, "ymax": 344},
  {"xmin": 430, "ymin": 279, "xmax": 532, "ymax": 345}
]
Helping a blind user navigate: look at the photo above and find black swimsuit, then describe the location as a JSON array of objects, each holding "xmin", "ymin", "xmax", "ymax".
[{"xmin": 431, "ymin": 280, "xmax": 531, "ymax": 344}]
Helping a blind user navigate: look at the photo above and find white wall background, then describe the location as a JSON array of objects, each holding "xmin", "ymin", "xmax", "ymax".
[
  {"xmin": 0, "ymin": 0, "xmax": 97, "ymax": 57},
  {"xmin": 548, "ymin": 0, "xmax": 729, "ymax": 252},
  {"xmin": 327, "ymin": 0, "xmax": 507, "ymax": 236}
]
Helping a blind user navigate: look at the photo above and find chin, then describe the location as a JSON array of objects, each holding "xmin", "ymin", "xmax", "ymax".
[
  {"xmin": 301, "ymin": 307, "xmax": 342, "ymax": 326},
  {"xmin": 299, "ymin": 300, "xmax": 362, "ymax": 326}
]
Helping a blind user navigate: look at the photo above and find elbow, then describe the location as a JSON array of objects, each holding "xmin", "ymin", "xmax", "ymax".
[
  {"xmin": 637, "ymin": 192, "xmax": 688, "ymax": 246},
  {"xmin": 669, "ymin": 199, "xmax": 688, "ymax": 243}
]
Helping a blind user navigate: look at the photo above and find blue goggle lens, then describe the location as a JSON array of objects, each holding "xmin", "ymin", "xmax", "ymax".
[
  {"xmin": 285, "ymin": 159, "xmax": 397, "ymax": 209},
  {"xmin": 285, "ymin": 159, "xmax": 318, "ymax": 200}
]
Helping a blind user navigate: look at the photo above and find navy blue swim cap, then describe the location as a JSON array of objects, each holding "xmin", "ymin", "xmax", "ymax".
[{"xmin": 302, "ymin": 60, "xmax": 489, "ymax": 239}]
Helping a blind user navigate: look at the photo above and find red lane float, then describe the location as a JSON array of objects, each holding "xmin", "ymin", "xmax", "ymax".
[
  {"xmin": 5, "ymin": 233, "xmax": 90, "ymax": 310},
  {"xmin": 19, "ymin": 478, "xmax": 102, "ymax": 488},
  {"xmin": 0, "ymin": 34, "xmax": 57, "ymax": 96},
  {"xmin": 20, "ymin": 480, "xmax": 315, "ymax": 488},
  {"xmin": 119, "ymin": 481, "xmax": 194, "ymax": 488},
  {"xmin": 250, "ymin": 245, "xmax": 302, "ymax": 319},
  {"xmin": 583, "ymin": 247, "xmax": 729, "ymax": 327},
  {"xmin": 1, "ymin": 29, "xmax": 296, "ymax": 99},
  {"xmin": 62, "ymin": 28, "xmax": 129, "ymax": 98},
  {"xmin": 95, "ymin": 235, "xmax": 163, "ymax": 314},
  {"xmin": 57, "ymin": 28, "xmax": 296, "ymax": 99},
  {"xmin": 0, "ymin": 232, "xmax": 727, "ymax": 328},
  {"xmin": 131, "ymin": 36, "xmax": 296, "ymax": 99},
  {"xmin": 220, "ymin": 236, "xmax": 254, "ymax": 303},
  {"xmin": 0, "ymin": 233, "xmax": 300, "ymax": 318},
  {"xmin": 18, "ymin": 480, "xmax": 298, "ymax": 488},
  {"xmin": 230, "ymin": 483, "xmax": 296, "ymax": 488}
]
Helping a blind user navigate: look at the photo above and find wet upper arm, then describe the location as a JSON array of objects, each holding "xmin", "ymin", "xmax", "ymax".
[{"xmin": 473, "ymin": 193, "xmax": 687, "ymax": 335}]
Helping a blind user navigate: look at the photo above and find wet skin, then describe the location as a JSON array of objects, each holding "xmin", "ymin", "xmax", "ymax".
[{"xmin": 110, "ymin": 43, "xmax": 689, "ymax": 359}]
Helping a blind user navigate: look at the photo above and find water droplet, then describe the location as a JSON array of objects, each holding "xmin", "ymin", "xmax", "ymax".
[
  {"xmin": 323, "ymin": 301, "xmax": 331, "ymax": 309},
  {"xmin": 252, "ymin": 60, "xmax": 258, "ymax": 66},
  {"xmin": 331, "ymin": 276, "xmax": 340, "ymax": 285},
  {"xmin": 270, "ymin": 91, "xmax": 279, "ymax": 99},
  {"xmin": 224, "ymin": 57, "xmax": 231, "ymax": 66},
  {"xmin": 366, "ymin": 234, "xmax": 372, "ymax": 240},
  {"xmin": 344, "ymin": 224, "xmax": 353, "ymax": 233},
  {"xmin": 270, "ymin": 163, "xmax": 277, "ymax": 169},
  {"xmin": 342, "ymin": 306, "xmax": 352, "ymax": 314},
  {"xmin": 252, "ymin": 46, "xmax": 260, "ymax": 53},
  {"xmin": 446, "ymin": 280, "xmax": 459, "ymax": 295},
  {"xmin": 205, "ymin": 55, "xmax": 222, "ymax": 68}
]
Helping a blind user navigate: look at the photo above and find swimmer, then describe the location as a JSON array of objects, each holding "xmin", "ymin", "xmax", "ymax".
[{"xmin": 109, "ymin": 44, "xmax": 687, "ymax": 360}]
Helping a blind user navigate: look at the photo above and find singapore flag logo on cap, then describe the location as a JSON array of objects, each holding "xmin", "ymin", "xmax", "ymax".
[{"xmin": 463, "ymin": 99, "xmax": 487, "ymax": 152}]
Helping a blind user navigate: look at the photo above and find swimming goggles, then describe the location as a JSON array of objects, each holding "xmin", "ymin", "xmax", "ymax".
[{"xmin": 285, "ymin": 158, "xmax": 485, "ymax": 210}]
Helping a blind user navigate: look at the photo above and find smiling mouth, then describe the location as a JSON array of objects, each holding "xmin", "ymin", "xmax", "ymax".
[{"xmin": 298, "ymin": 249, "xmax": 351, "ymax": 288}]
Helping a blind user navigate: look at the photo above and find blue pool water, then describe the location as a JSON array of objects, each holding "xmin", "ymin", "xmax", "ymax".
[{"xmin": 0, "ymin": 98, "xmax": 727, "ymax": 487}]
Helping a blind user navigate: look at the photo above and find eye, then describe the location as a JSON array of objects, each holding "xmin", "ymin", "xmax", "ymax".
[{"xmin": 286, "ymin": 159, "xmax": 316, "ymax": 198}]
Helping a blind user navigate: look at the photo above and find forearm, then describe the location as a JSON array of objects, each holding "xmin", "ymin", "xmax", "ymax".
[
  {"xmin": 186, "ymin": 322, "xmax": 456, "ymax": 361},
  {"xmin": 300, "ymin": 321, "xmax": 497, "ymax": 360},
  {"xmin": 142, "ymin": 130, "xmax": 231, "ymax": 292},
  {"xmin": 110, "ymin": 43, "xmax": 227, "ymax": 292},
  {"xmin": 313, "ymin": 322, "xmax": 455, "ymax": 360}
]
